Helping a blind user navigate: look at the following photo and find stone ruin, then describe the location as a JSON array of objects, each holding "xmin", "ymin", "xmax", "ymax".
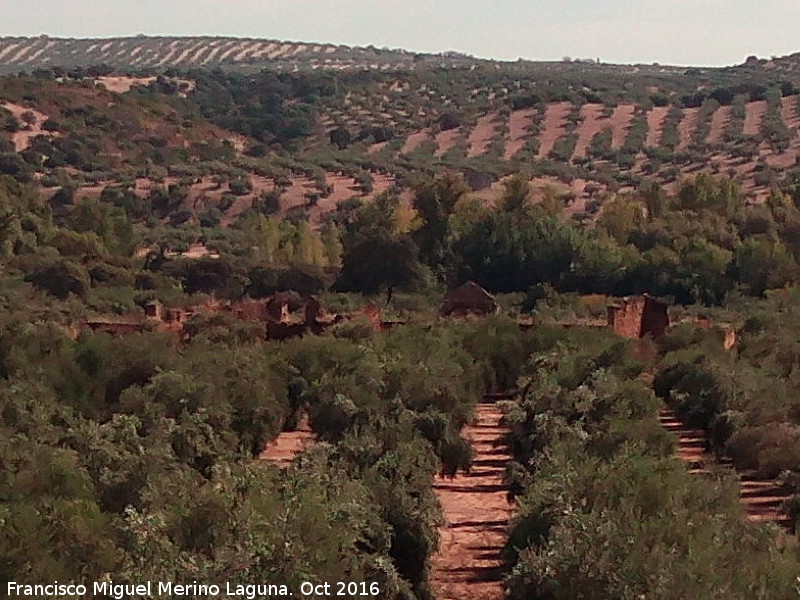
[
  {"xmin": 606, "ymin": 294, "xmax": 670, "ymax": 340},
  {"xmin": 605, "ymin": 295, "xmax": 736, "ymax": 349},
  {"xmin": 81, "ymin": 319, "xmax": 146, "ymax": 336},
  {"xmin": 91, "ymin": 294, "xmax": 394, "ymax": 342},
  {"xmin": 688, "ymin": 317, "xmax": 737, "ymax": 350},
  {"xmin": 89, "ymin": 291, "xmax": 736, "ymax": 351},
  {"xmin": 441, "ymin": 281, "xmax": 500, "ymax": 318}
]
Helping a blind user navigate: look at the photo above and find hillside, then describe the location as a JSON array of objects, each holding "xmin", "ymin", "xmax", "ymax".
[
  {"xmin": 7, "ymin": 31, "xmax": 800, "ymax": 600},
  {"xmin": 1, "ymin": 58, "xmax": 800, "ymax": 237},
  {"xmin": 0, "ymin": 35, "xmax": 483, "ymax": 72}
]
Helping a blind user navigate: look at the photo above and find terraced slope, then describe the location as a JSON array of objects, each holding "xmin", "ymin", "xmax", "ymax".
[
  {"xmin": 536, "ymin": 101, "xmax": 572, "ymax": 159},
  {"xmin": 377, "ymin": 95, "xmax": 800, "ymax": 202},
  {"xmin": 0, "ymin": 36, "xmax": 481, "ymax": 72},
  {"xmin": 67, "ymin": 171, "xmax": 392, "ymax": 230},
  {"xmin": 503, "ymin": 108, "xmax": 536, "ymax": 160},
  {"xmin": 260, "ymin": 401, "xmax": 514, "ymax": 597},
  {"xmin": 658, "ymin": 407, "xmax": 707, "ymax": 473},
  {"xmin": 707, "ymin": 105, "xmax": 731, "ymax": 145},
  {"xmin": 609, "ymin": 104, "xmax": 635, "ymax": 149},
  {"xmin": 645, "ymin": 106, "xmax": 670, "ymax": 147},
  {"xmin": 572, "ymin": 104, "xmax": 606, "ymax": 159},
  {"xmin": 431, "ymin": 403, "xmax": 512, "ymax": 600},
  {"xmin": 658, "ymin": 406, "xmax": 791, "ymax": 528},
  {"xmin": 467, "ymin": 113, "xmax": 499, "ymax": 158}
]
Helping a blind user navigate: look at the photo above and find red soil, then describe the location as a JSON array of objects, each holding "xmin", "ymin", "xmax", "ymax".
[
  {"xmin": 367, "ymin": 141, "xmax": 388, "ymax": 155},
  {"xmin": 740, "ymin": 474, "xmax": 791, "ymax": 527},
  {"xmin": 75, "ymin": 170, "xmax": 392, "ymax": 230},
  {"xmin": 676, "ymin": 107, "xmax": 700, "ymax": 151},
  {"xmin": 431, "ymin": 403, "xmax": 512, "ymax": 600},
  {"xmin": 571, "ymin": 104, "xmax": 606, "ymax": 160},
  {"xmin": 780, "ymin": 95, "xmax": 799, "ymax": 131},
  {"xmin": 467, "ymin": 113, "xmax": 498, "ymax": 158},
  {"xmin": 744, "ymin": 101, "xmax": 768, "ymax": 137},
  {"xmin": 609, "ymin": 104, "xmax": 635, "ymax": 149},
  {"xmin": 469, "ymin": 179, "xmax": 507, "ymax": 207},
  {"xmin": 401, "ymin": 128, "xmax": 433, "ymax": 154},
  {"xmin": 707, "ymin": 105, "xmax": 731, "ymax": 145},
  {"xmin": 562, "ymin": 178, "xmax": 591, "ymax": 216},
  {"xmin": 765, "ymin": 149, "xmax": 798, "ymax": 169},
  {"xmin": 503, "ymin": 108, "xmax": 535, "ymax": 160},
  {"xmin": 658, "ymin": 408, "xmax": 705, "ymax": 468},
  {"xmin": 2, "ymin": 102, "xmax": 56, "ymax": 152},
  {"xmin": 659, "ymin": 406, "xmax": 791, "ymax": 527},
  {"xmin": 95, "ymin": 76, "xmax": 157, "ymax": 94},
  {"xmin": 536, "ymin": 101, "xmax": 572, "ymax": 159},
  {"xmin": 645, "ymin": 106, "xmax": 669, "ymax": 148},
  {"xmin": 435, "ymin": 128, "xmax": 463, "ymax": 157},
  {"xmin": 169, "ymin": 243, "xmax": 219, "ymax": 259},
  {"xmin": 258, "ymin": 421, "xmax": 314, "ymax": 467},
  {"xmin": 321, "ymin": 173, "xmax": 367, "ymax": 206}
]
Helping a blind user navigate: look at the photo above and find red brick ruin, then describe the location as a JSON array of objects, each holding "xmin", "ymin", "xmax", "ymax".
[
  {"xmin": 82, "ymin": 287, "xmax": 738, "ymax": 351},
  {"xmin": 606, "ymin": 294, "xmax": 670, "ymax": 340},
  {"xmin": 441, "ymin": 281, "xmax": 500, "ymax": 317},
  {"xmin": 79, "ymin": 294, "xmax": 398, "ymax": 342}
]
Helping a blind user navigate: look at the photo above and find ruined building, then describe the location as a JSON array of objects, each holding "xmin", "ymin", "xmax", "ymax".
[
  {"xmin": 691, "ymin": 318, "xmax": 737, "ymax": 350},
  {"xmin": 441, "ymin": 281, "xmax": 500, "ymax": 317},
  {"xmin": 607, "ymin": 294, "xmax": 670, "ymax": 340}
]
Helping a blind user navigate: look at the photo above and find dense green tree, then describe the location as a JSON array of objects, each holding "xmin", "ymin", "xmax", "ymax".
[{"xmin": 411, "ymin": 173, "xmax": 467, "ymax": 273}]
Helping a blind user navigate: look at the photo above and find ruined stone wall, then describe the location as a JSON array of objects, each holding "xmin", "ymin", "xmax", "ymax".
[
  {"xmin": 266, "ymin": 320, "xmax": 307, "ymax": 341},
  {"xmin": 607, "ymin": 298, "xmax": 646, "ymax": 339},
  {"xmin": 144, "ymin": 302, "xmax": 163, "ymax": 320},
  {"xmin": 723, "ymin": 327, "xmax": 737, "ymax": 350},
  {"xmin": 84, "ymin": 321, "xmax": 145, "ymax": 335},
  {"xmin": 231, "ymin": 299, "xmax": 268, "ymax": 322},
  {"xmin": 441, "ymin": 282, "xmax": 499, "ymax": 317},
  {"xmin": 641, "ymin": 296, "xmax": 670, "ymax": 339},
  {"xmin": 607, "ymin": 295, "xmax": 669, "ymax": 340}
]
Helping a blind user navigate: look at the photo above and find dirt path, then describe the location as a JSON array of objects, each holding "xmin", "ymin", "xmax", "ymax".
[
  {"xmin": 258, "ymin": 421, "xmax": 314, "ymax": 467},
  {"xmin": 431, "ymin": 403, "xmax": 512, "ymax": 600},
  {"xmin": 658, "ymin": 406, "xmax": 790, "ymax": 527},
  {"xmin": 740, "ymin": 473, "xmax": 791, "ymax": 526},
  {"xmin": 658, "ymin": 407, "xmax": 706, "ymax": 473},
  {"xmin": 1, "ymin": 102, "xmax": 55, "ymax": 152}
]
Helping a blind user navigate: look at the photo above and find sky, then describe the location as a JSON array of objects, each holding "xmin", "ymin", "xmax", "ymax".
[{"xmin": 1, "ymin": 0, "xmax": 799, "ymax": 66}]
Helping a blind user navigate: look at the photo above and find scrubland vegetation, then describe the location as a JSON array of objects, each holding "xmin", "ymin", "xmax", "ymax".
[{"xmin": 6, "ymin": 51, "xmax": 800, "ymax": 599}]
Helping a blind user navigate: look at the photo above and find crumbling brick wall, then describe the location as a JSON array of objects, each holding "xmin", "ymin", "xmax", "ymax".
[
  {"xmin": 441, "ymin": 281, "xmax": 499, "ymax": 317},
  {"xmin": 723, "ymin": 327, "xmax": 736, "ymax": 350},
  {"xmin": 607, "ymin": 297, "xmax": 646, "ymax": 339},
  {"xmin": 84, "ymin": 321, "xmax": 146, "ymax": 335},
  {"xmin": 144, "ymin": 301, "xmax": 163, "ymax": 320},
  {"xmin": 641, "ymin": 295, "xmax": 670, "ymax": 339},
  {"xmin": 607, "ymin": 295, "xmax": 669, "ymax": 339}
]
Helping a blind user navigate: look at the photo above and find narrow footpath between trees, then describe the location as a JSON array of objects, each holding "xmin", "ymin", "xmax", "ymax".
[
  {"xmin": 658, "ymin": 406, "xmax": 791, "ymax": 528},
  {"xmin": 258, "ymin": 419, "xmax": 314, "ymax": 467},
  {"xmin": 430, "ymin": 403, "xmax": 513, "ymax": 600}
]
